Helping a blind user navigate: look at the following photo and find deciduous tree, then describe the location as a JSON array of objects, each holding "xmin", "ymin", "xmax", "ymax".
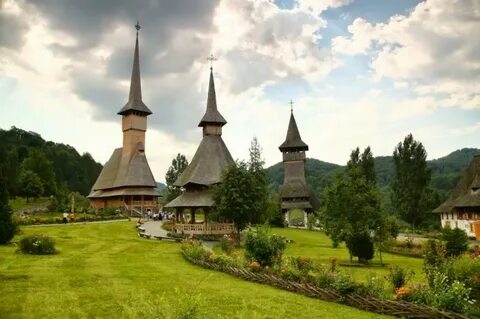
[
  {"xmin": 18, "ymin": 170, "xmax": 44, "ymax": 202},
  {"xmin": 165, "ymin": 153, "xmax": 189, "ymax": 202},
  {"xmin": 391, "ymin": 134, "xmax": 431, "ymax": 228}
]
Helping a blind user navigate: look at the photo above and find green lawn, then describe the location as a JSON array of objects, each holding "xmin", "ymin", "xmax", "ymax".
[
  {"xmin": 0, "ymin": 222, "xmax": 391, "ymax": 319},
  {"xmin": 9, "ymin": 197, "xmax": 51, "ymax": 212},
  {"xmin": 272, "ymin": 228, "xmax": 424, "ymax": 282}
]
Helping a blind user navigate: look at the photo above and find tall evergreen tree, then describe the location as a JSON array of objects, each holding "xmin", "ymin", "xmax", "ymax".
[
  {"xmin": 247, "ymin": 137, "xmax": 269, "ymax": 223},
  {"xmin": 165, "ymin": 153, "xmax": 189, "ymax": 202},
  {"xmin": 5, "ymin": 148, "xmax": 19, "ymax": 198},
  {"xmin": 0, "ymin": 167, "xmax": 16, "ymax": 244},
  {"xmin": 391, "ymin": 134, "xmax": 431, "ymax": 227}
]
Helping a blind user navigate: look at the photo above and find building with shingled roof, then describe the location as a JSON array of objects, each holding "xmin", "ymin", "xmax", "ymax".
[
  {"xmin": 164, "ymin": 66, "xmax": 234, "ymax": 235},
  {"xmin": 433, "ymin": 155, "xmax": 480, "ymax": 239},
  {"xmin": 88, "ymin": 24, "xmax": 159, "ymax": 214},
  {"xmin": 279, "ymin": 108, "xmax": 313, "ymax": 227}
]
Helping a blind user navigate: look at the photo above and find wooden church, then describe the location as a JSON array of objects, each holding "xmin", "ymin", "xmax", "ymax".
[
  {"xmin": 164, "ymin": 66, "xmax": 235, "ymax": 235},
  {"xmin": 88, "ymin": 24, "xmax": 159, "ymax": 214}
]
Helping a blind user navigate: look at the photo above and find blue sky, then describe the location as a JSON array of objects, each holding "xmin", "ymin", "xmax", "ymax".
[{"xmin": 0, "ymin": 0, "xmax": 479, "ymax": 182}]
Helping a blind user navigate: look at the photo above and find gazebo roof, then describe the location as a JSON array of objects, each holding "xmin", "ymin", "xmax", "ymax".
[
  {"xmin": 164, "ymin": 189, "xmax": 214, "ymax": 208},
  {"xmin": 174, "ymin": 135, "xmax": 234, "ymax": 187}
]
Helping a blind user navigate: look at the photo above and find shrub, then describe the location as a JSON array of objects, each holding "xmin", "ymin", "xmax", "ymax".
[
  {"xmin": 441, "ymin": 227, "xmax": 469, "ymax": 257},
  {"xmin": 387, "ymin": 266, "xmax": 414, "ymax": 292},
  {"xmin": 161, "ymin": 220, "xmax": 173, "ymax": 232},
  {"xmin": 211, "ymin": 254, "xmax": 240, "ymax": 268},
  {"xmin": 357, "ymin": 274, "xmax": 387, "ymax": 299},
  {"xmin": 346, "ymin": 232, "xmax": 374, "ymax": 263},
  {"xmin": 306, "ymin": 213, "xmax": 317, "ymax": 231},
  {"xmin": 180, "ymin": 240, "xmax": 209, "ymax": 262},
  {"xmin": 244, "ymin": 227, "xmax": 286, "ymax": 267},
  {"xmin": 289, "ymin": 256, "xmax": 315, "ymax": 275},
  {"xmin": 330, "ymin": 272, "xmax": 358, "ymax": 295},
  {"xmin": 18, "ymin": 234, "xmax": 56, "ymax": 254},
  {"xmin": 429, "ymin": 271, "xmax": 474, "ymax": 314},
  {"xmin": 219, "ymin": 234, "xmax": 235, "ymax": 255}
]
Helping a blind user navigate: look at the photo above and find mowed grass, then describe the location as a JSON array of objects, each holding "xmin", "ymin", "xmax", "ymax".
[
  {"xmin": 0, "ymin": 222, "xmax": 391, "ymax": 319},
  {"xmin": 272, "ymin": 228, "xmax": 424, "ymax": 282}
]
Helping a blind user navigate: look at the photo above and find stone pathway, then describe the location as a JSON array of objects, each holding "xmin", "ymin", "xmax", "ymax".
[{"xmin": 140, "ymin": 220, "xmax": 169, "ymax": 238}]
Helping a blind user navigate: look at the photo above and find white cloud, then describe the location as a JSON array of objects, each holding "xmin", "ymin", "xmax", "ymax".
[{"xmin": 332, "ymin": 0, "xmax": 480, "ymax": 112}]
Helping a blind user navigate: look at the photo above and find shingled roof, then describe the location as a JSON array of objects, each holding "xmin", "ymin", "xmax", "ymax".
[
  {"xmin": 279, "ymin": 111, "xmax": 308, "ymax": 152},
  {"xmin": 433, "ymin": 155, "xmax": 480, "ymax": 213},
  {"xmin": 88, "ymin": 145, "xmax": 157, "ymax": 197},
  {"xmin": 174, "ymin": 135, "xmax": 233, "ymax": 187},
  {"xmin": 198, "ymin": 68, "xmax": 227, "ymax": 127},
  {"xmin": 164, "ymin": 189, "xmax": 214, "ymax": 208},
  {"xmin": 118, "ymin": 31, "xmax": 152, "ymax": 116}
]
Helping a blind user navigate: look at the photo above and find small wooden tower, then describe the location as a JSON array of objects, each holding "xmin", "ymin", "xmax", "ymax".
[
  {"xmin": 279, "ymin": 107, "xmax": 312, "ymax": 227},
  {"xmin": 164, "ymin": 65, "xmax": 234, "ymax": 235},
  {"xmin": 88, "ymin": 23, "xmax": 159, "ymax": 214}
]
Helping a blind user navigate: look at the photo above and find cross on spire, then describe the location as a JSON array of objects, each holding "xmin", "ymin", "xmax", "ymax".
[
  {"xmin": 289, "ymin": 99, "xmax": 294, "ymax": 114},
  {"xmin": 207, "ymin": 54, "xmax": 217, "ymax": 70},
  {"xmin": 135, "ymin": 20, "xmax": 141, "ymax": 33}
]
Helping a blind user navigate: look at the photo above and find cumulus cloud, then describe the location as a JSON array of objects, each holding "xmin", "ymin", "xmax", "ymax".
[{"xmin": 332, "ymin": 0, "xmax": 480, "ymax": 112}]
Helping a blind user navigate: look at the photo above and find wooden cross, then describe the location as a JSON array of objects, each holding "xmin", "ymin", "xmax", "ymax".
[
  {"xmin": 135, "ymin": 20, "xmax": 141, "ymax": 32},
  {"xmin": 207, "ymin": 54, "xmax": 217, "ymax": 69},
  {"xmin": 289, "ymin": 99, "xmax": 294, "ymax": 113}
]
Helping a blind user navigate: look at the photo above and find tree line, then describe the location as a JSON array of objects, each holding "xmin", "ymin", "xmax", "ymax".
[{"xmin": 0, "ymin": 127, "xmax": 102, "ymax": 203}]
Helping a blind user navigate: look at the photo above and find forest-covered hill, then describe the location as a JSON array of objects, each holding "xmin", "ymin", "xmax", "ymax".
[
  {"xmin": 266, "ymin": 148, "xmax": 480, "ymax": 202},
  {"xmin": 0, "ymin": 127, "xmax": 102, "ymax": 196}
]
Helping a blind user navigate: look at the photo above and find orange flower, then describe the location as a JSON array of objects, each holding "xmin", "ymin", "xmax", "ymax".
[
  {"xmin": 249, "ymin": 261, "xmax": 261, "ymax": 269},
  {"xmin": 394, "ymin": 287, "xmax": 411, "ymax": 300}
]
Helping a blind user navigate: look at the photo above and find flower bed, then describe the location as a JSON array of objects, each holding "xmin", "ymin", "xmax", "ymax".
[
  {"xmin": 13, "ymin": 213, "xmax": 127, "ymax": 225},
  {"xmin": 181, "ymin": 240, "xmax": 470, "ymax": 319}
]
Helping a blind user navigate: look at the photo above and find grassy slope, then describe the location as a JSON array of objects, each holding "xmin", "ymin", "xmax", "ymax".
[
  {"xmin": 272, "ymin": 228, "xmax": 424, "ymax": 282},
  {"xmin": 0, "ymin": 222, "xmax": 390, "ymax": 319},
  {"xmin": 9, "ymin": 197, "xmax": 51, "ymax": 212}
]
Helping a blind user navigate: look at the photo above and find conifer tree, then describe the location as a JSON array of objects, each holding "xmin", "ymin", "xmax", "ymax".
[
  {"xmin": 0, "ymin": 168, "xmax": 16, "ymax": 244},
  {"xmin": 165, "ymin": 154, "xmax": 189, "ymax": 202}
]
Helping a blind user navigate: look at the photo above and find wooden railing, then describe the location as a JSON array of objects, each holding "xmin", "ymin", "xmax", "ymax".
[
  {"xmin": 175, "ymin": 223, "xmax": 234, "ymax": 235},
  {"xmin": 129, "ymin": 201, "xmax": 158, "ymax": 207}
]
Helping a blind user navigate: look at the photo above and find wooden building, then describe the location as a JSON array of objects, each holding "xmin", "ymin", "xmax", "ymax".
[
  {"xmin": 433, "ymin": 155, "xmax": 480, "ymax": 239},
  {"xmin": 279, "ymin": 109, "xmax": 313, "ymax": 227},
  {"xmin": 164, "ymin": 66, "xmax": 234, "ymax": 235},
  {"xmin": 88, "ymin": 24, "xmax": 159, "ymax": 214}
]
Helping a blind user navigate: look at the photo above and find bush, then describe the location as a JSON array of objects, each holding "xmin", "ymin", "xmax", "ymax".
[
  {"xmin": 161, "ymin": 220, "xmax": 173, "ymax": 232},
  {"xmin": 387, "ymin": 266, "xmax": 414, "ymax": 292},
  {"xmin": 219, "ymin": 234, "xmax": 235, "ymax": 255},
  {"xmin": 346, "ymin": 232, "xmax": 374, "ymax": 263},
  {"xmin": 18, "ymin": 234, "xmax": 56, "ymax": 254},
  {"xmin": 357, "ymin": 274, "xmax": 387, "ymax": 299},
  {"xmin": 180, "ymin": 240, "xmax": 209, "ymax": 262},
  {"xmin": 441, "ymin": 227, "xmax": 469, "ymax": 257},
  {"xmin": 244, "ymin": 227, "xmax": 286, "ymax": 267},
  {"xmin": 330, "ymin": 272, "xmax": 358, "ymax": 295}
]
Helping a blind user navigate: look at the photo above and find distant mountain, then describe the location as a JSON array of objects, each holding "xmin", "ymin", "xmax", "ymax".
[
  {"xmin": 266, "ymin": 148, "xmax": 480, "ymax": 201},
  {"xmin": 156, "ymin": 182, "xmax": 166, "ymax": 193}
]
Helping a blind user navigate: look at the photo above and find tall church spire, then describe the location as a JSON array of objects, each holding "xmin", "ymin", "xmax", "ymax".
[
  {"xmin": 198, "ymin": 65, "xmax": 227, "ymax": 127},
  {"xmin": 118, "ymin": 21, "xmax": 152, "ymax": 116},
  {"xmin": 279, "ymin": 107, "xmax": 308, "ymax": 152}
]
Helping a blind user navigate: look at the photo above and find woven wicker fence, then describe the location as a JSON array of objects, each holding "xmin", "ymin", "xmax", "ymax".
[{"xmin": 182, "ymin": 253, "xmax": 469, "ymax": 319}]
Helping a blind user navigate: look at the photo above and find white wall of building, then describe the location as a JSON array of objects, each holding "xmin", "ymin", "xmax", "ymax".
[{"xmin": 439, "ymin": 212, "xmax": 476, "ymax": 237}]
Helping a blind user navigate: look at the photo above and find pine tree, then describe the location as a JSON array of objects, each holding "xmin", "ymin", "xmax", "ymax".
[
  {"xmin": 247, "ymin": 137, "xmax": 268, "ymax": 223},
  {"xmin": 0, "ymin": 167, "xmax": 16, "ymax": 244}
]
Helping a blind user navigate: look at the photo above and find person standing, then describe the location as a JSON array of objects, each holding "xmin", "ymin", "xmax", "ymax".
[{"xmin": 63, "ymin": 212, "xmax": 68, "ymax": 224}]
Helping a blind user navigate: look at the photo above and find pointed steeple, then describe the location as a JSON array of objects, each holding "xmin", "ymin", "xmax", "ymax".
[
  {"xmin": 198, "ymin": 67, "xmax": 227, "ymax": 127},
  {"xmin": 118, "ymin": 22, "xmax": 152, "ymax": 116},
  {"xmin": 279, "ymin": 110, "xmax": 308, "ymax": 152}
]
